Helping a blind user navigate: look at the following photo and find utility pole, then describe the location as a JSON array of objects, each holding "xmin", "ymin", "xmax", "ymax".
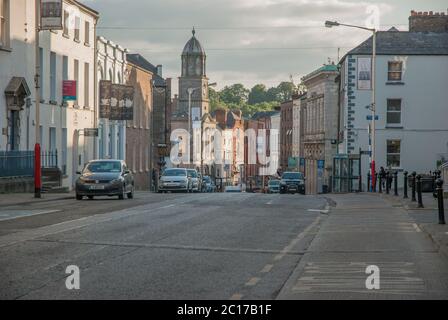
[{"xmin": 34, "ymin": 0, "xmax": 41, "ymax": 198}]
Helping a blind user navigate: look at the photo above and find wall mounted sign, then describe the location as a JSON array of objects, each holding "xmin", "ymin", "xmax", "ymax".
[
  {"xmin": 357, "ymin": 57, "xmax": 372, "ymax": 90},
  {"xmin": 40, "ymin": 0, "xmax": 63, "ymax": 30},
  {"xmin": 62, "ymin": 80, "xmax": 76, "ymax": 101}
]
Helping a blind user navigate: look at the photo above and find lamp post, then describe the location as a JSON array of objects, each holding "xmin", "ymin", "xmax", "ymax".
[
  {"xmin": 187, "ymin": 82, "xmax": 217, "ymax": 170},
  {"xmin": 34, "ymin": 0, "xmax": 41, "ymax": 198},
  {"xmin": 325, "ymin": 20, "xmax": 376, "ymax": 191}
]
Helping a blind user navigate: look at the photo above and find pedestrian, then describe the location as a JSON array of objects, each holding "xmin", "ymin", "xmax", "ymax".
[{"xmin": 379, "ymin": 167, "xmax": 386, "ymax": 189}]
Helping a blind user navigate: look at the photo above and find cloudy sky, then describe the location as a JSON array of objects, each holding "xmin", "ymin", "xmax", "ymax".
[{"xmin": 84, "ymin": 0, "xmax": 447, "ymax": 92}]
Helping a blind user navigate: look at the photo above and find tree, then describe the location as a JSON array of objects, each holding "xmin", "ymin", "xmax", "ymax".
[
  {"xmin": 276, "ymin": 81, "xmax": 296, "ymax": 102},
  {"xmin": 219, "ymin": 84, "xmax": 249, "ymax": 105},
  {"xmin": 209, "ymin": 87, "xmax": 222, "ymax": 112},
  {"xmin": 248, "ymin": 84, "xmax": 267, "ymax": 105},
  {"xmin": 266, "ymin": 87, "xmax": 280, "ymax": 102}
]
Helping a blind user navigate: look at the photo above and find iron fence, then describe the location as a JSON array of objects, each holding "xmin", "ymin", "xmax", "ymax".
[{"xmin": 0, "ymin": 150, "xmax": 59, "ymax": 178}]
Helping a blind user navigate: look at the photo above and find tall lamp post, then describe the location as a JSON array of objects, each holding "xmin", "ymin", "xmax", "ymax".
[
  {"xmin": 187, "ymin": 82, "xmax": 217, "ymax": 171},
  {"xmin": 325, "ymin": 20, "xmax": 376, "ymax": 190},
  {"xmin": 34, "ymin": 0, "xmax": 42, "ymax": 198}
]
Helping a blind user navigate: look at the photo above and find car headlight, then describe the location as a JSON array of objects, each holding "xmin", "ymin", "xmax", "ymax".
[{"xmin": 111, "ymin": 178, "xmax": 123, "ymax": 184}]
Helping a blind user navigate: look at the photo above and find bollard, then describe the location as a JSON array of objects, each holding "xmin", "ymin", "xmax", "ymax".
[
  {"xmin": 403, "ymin": 171, "xmax": 408, "ymax": 199},
  {"xmin": 416, "ymin": 174, "xmax": 424, "ymax": 208},
  {"xmin": 373, "ymin": 172, "xmax": 378, "ymax": 192},
  {"xmin": 367, "ymin": 172, "xmax": 371, "ymax": 192},
  {"xmin": 436, "ymin": 179, "xmax": 445, "ymax": 225},
  {"xmin": 393, "ymin": 171, "xmax": 398, "ymax": 196},
  {"xmin": 411, "ymin": 171, "xmax": 417, "ymax": 202},
  {"xmin": 386, "ymin": 172, "xmax": 390, "ymax": 194},
  {"xmin": 378, "ymin": 174, "xmax": 382, "ymax": 193}
]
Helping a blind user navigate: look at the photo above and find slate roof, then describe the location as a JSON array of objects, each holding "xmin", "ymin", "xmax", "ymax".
[
  {"xmin": 126, "ymin": 54, "xmax": 166, "ymax": 86},
  {"xmin": 182, "ymin": 29, "xmax": 206, "ymax": 56},
  {"xmin": 347, "ymin": 31, "xmax": 448, "ymax": 56},
  {"xmin": 251, "ymin": 111, "xmax": 280, "ymax": 120}
]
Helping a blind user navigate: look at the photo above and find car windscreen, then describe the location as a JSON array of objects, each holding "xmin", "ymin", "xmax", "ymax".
[
  {"xmin": 187, "ymin": 171, "xmax": 198, "ymax": 178},
  {"xmin": 282, "ymin": 172, "xmax": 303, "ymax": 180},
  {"xmin": 269, "ymin": 180, "xmax": 280, "ymax": 185},
  {"xmin": 163, "ymin": 169, "xmax": 186, "ymax": 177},
  {"xmin": 203, "ymin": 176, "xmax": 211, "ymax": 182},
  {"xmin": 84, "ymin": 161, "xmax": 121, "ymax": 173}
]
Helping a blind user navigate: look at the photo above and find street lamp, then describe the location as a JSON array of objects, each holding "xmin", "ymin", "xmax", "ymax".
[
  {"xmin": 325, "ymin": 20, "xmax": 376, "ymax": 191},
  {"xmin": 187, "ymin": 82, "xmax": 217, "ymax": 169}
]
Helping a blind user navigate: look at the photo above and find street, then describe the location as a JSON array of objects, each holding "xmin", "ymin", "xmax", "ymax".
[{"xmin": 1, "ymin": 192, "xmax": 447, "ymax": 300}]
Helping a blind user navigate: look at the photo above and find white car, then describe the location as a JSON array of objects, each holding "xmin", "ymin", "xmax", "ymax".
[{"xmin": 158, "ymin": 168, "xmax": 192, "ymax": 193}]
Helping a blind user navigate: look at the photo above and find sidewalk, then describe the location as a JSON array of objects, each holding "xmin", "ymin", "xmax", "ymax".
[
  {"xmin": 0, "ymin": 192, "xmax": 75, "ymax": 207},
  {"xmin": 278, "ymin": 193, "xmax": 448, "ymax": 299}
]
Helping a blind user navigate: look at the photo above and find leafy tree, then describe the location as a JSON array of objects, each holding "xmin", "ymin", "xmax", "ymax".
[
  {"xmin": 266, "ymin": 87, "xmax": 280, "ymax": 102},
  {"xmin": 219, "ymin": 84, "xmax": 249, "ymax": 105},
  {"xmin": 248, "ymin": 84, "xmax": 267, "ymax": 105},
  {"xmin": 209, "ymin": 88, "xmax": 222, "ymax": 112},
  {"xmin": 276, "ymin": 81, "xmax": 296, "ymax": 102}
]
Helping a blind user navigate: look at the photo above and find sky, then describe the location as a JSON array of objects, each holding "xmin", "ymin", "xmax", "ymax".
[{"xmin": 84, "ymin": 0, "xmax": 448, "ymax": 93}]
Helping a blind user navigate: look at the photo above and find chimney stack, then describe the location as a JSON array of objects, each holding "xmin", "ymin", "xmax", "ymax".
[
  {"xmin": 156, "ymin": 65, "xmax": 163, "ymax": 77},
  {"xmin": 409, "ymin": 9, "xmax": 448, "ymax": 32}
]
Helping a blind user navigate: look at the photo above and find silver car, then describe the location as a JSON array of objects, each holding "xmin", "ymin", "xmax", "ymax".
[
  {"xmin": 187, "ymin": 169, "xmax": 201, "ymax": 193},
  {"xmin": 158, "ymin": 168, "xmax": 192, "ymax": 193}
]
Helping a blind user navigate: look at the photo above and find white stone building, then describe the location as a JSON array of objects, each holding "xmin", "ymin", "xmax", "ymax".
[
  {"xmin": 0, "ymin": 0, "xmax": 99, "ymax": 190},
  {"xmin": 96, "ymin": 36, "xmax": 127, "ymax": 161},
  {"xmin": 338, "ymin": 13, "xmax": 448, "ymax": 190}
]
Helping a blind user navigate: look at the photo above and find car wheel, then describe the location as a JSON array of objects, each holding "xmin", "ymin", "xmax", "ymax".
[
  {"xmin": 88, "ymin": 195, "xmax": 94, "ymax": 200},
  {"xmin": 76, "ymin": 194, "xmax": 83, "ymax": 200},
  {"xmin": 118, "ymin": 184, "xmax": 125, "ymax": 200},
  {"xmin": 127, "ymin": 186, "xmax": 134, "ymax": 199}
]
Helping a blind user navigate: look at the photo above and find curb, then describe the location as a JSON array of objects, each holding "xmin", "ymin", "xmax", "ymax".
[{"xmin": 1, "ymin": 195, "xmax": 74, "ymax": 207}]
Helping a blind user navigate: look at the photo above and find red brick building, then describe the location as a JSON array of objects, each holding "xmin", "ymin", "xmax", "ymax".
[{"xmin": 280, "ymin": 100, "xmax": 293, "ymax": 171}]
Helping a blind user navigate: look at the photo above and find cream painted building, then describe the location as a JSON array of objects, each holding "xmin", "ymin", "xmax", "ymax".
[{"xmin": 0, "ymin": 0, "xmax": 99, "ymax": 189}]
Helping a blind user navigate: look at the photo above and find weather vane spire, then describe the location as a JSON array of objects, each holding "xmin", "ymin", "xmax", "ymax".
[{"xmin": 192, "ymin": 26, "xmax": 196, "ymax": 37}]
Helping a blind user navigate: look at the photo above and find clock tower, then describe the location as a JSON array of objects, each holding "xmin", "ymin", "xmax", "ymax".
[{"xmin": 177, "ymin": 28, "xmax": 209, "ymax": 117}]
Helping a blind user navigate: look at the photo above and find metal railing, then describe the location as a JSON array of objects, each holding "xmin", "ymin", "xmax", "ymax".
[
  {"xmin": 0, "ymin": 150, "xmax": 59, "ymax": 178},
  {"xmin": 0, "ymin": 151, "xmax": 34, "ymax": 177}
]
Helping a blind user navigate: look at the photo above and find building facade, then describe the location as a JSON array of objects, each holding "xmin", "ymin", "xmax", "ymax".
[
  {"xmin": 279, "ymin": 100, "xmax": 293, "ymax": 172},
  {"xmin": 302, "ymin": 64, "xmax": 339, "ymax": 194},
  {"xmin": 338, "ymin": 12, "xmax": 448, "ymax": 190},
  {"xmin": 1, "ymin": 0, "xmax": 99, "ymax": 190},
  {"xmin": 96, "ymin": 36, "xmax": 127, "ymax": 162}
]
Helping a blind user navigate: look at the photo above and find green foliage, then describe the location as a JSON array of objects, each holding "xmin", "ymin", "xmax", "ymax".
[{"xmin": 209, "ymin": 81, "xmax": 295, "ymax": 117}]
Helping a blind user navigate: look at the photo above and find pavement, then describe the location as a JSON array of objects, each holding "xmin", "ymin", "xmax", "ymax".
[{"xmin": 277, "ymin": 193, "xmax": 448, "ymax": 299}]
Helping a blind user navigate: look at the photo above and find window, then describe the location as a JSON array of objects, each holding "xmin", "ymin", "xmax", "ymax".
[
  {"xmin": 0, "ymin": 0, "xmax": 9, "ymax": 47},
  {"xmin": 388, "ymin": 61, "xmax": 403, "ymax": 81},
  {"xmin": 386, "ymin": 99, "xmax": 402, "ymax": 125},
  {"xmin": 62, "ymin": 56, "xmax": 68, "ymax": 80},
  {"xmin": 84, "ymin": 62, "xmax": 89, "ymax": 107},
  {"xmin": 63, "ymin": 10, "xmax": 69, "ymax": 37},
  {"xmin": 50, "ymin": 52, "xmax": 56, "ymax": 101},
  {"xmin": 74, "ymin": 16, "xmax": 80, "ymax": 41},
  {"xmin": 74, "ymin": 59, "xmax": 79, "ymax": 105},
  {"xmin": 84, "ymin": 21, "xmax": 90, "ymax": 45},
  {"xmin": 49, "ymin": 127, "xmax": 56, "ymax": 151},
  {"xmin": 387, "ymin": 140, "xmax": 401, "ymax": 168}
]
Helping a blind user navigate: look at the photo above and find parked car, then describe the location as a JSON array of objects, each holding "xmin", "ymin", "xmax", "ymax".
[
  {"xmin": 267, "ymin": 179, "xmax": 280, "ymax": 193},
  {"xmin": 158, "ymin": 168, "xmax": 192, "ymax": 193},
  {"xmin": 201, "ymin": 175, "xmax": 216, "ymax": 192},
  {"xmin": 75, "ymin": 160, "xmax": 134, "ymax": 200},
  {"xmin": 225, "ymin": 185, "xmax": 242, "ymax": 193},
  {"xmin": 280, "ymin": 172, "xmax": 305, "ymax": 194},
  {"xmin": 187, "ymin": 169, "xmax": 201, "ymax": 192}
]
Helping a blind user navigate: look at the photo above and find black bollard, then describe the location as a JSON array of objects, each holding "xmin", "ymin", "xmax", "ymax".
[
  {"xmin": 416, "ymin": 174, "xmax": 424, "ymax": 208},
  {"xmin": 436, "ymin": 179, "xmax": 445, "ymax": 225},
  {"xmin": 373, "ymin": 172, "xmax": 378, "ymax": 192},
  {"xmin": 393, "ymin": 171, "xmax": 398, "ymax": 196},
  {"xmin": 386, "ymin": 172, "xmax": 390, "ymax": 194},
  {"xmin": 411, "ymin": 171, "xmax": 417, "ymax": 202},
  {"xmin": 378, "ymin": 174, "xmax": 382, "ymax": 193},
  {"xmin": 403, "ymin": 171, "xmax": 408, "ymax": 199},
  {"xmin": 367, "ymin": 172, "xmax": 371, "ymax": 192}
]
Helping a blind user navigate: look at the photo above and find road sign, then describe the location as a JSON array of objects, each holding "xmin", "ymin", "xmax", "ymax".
[
  {"xmin": 366, "ymin": 115, "xmax": 379, "ymax": 121},
  {"xmin": 84, "ymin": 128, "xmax": 98, "ymax": 137}
]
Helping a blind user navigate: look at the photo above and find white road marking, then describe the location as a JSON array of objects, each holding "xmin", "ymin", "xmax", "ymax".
[
  {"xmin": 229, "ymin": 293, "xmax": 243, "ymax": 300},
  {"xmin": 307, "ymin": 205, "xmax": 330, "ymax": 214},
  {"xmin": 412, "ymin": 223, "xmax": 422, "ymax": 233},
  {"xmin": 260, "ymin": 264, "xmax": 274, "ymax": 273},
  {"xmin": 245, "ymin": 277, "xmax": 261, "ymax": 286},
  {"xmin": 266, "ymin": 200, "xmax": 273, "ymax": 205},
  {"xmin": 0, "ymin": 209, "xmax": 61, "ymax": 222}
]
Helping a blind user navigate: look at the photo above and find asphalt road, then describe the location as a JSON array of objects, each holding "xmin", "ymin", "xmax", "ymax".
[{"xmin": 0, "ymin": 192, "xmax": 328, "ymax": 299}]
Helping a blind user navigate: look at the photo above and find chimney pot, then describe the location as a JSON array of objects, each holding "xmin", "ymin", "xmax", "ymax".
[{"xmin": 429, "ymin": 11, "xmax": 433, "ymax": 15}]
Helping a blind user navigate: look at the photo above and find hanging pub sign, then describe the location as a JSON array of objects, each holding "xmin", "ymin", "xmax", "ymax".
[
  {"xmin": 357, "ymin": 57, "xmax": 372, "ymax": 90},
  {"xmin": 62, "ymin": 80, "xmax": 76, "ymax": 101},
  {"xmin": 99, "ymin": 80, "xmax": 111, "ymax": 118},
  {"xmin": 109, "ymin": 84, "xmax": 134, "ymax": 121},
  {"xmin": 40, "ymin": 0, "xmax": 63, "ymax": 30}
]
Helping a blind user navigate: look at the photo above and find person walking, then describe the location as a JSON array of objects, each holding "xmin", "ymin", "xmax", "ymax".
[{"xmin": 379, "ymin": 167, "xmax": 386, "ymax": 189}]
